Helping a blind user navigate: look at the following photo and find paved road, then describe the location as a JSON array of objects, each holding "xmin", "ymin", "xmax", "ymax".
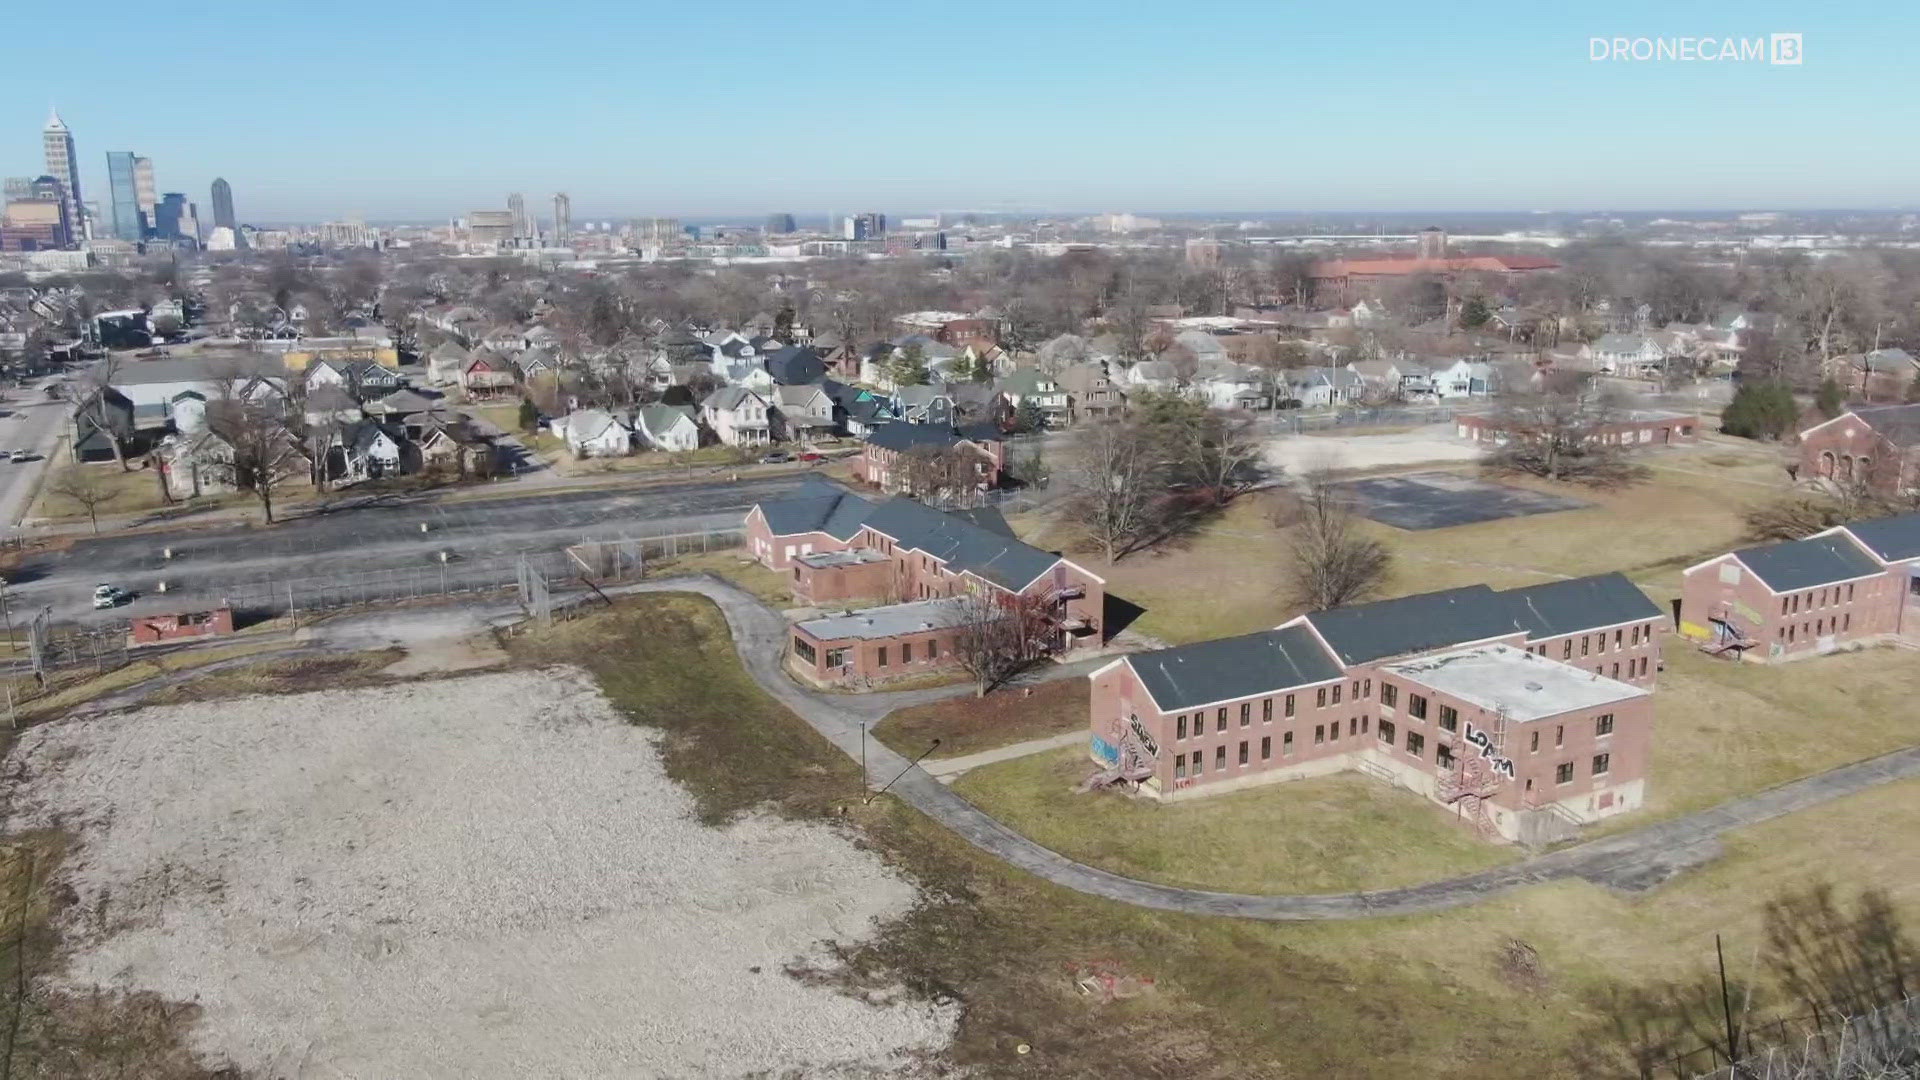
[
  {"xmin": 639, "ymin": 577, "xmax": 1920, "ymax": 921},
  {"xmin": 13, "ymin": 472, "xmax": 826, "ymax": 624},
  {"xmin": 0, "ymin": 379, "xmax": 72, "ymax": 530}
]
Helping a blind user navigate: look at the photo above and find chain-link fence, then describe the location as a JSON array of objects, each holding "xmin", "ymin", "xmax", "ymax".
[{"xmin": 1680, "ymin": 994, "xmax": 1920, "ymax": 1079}]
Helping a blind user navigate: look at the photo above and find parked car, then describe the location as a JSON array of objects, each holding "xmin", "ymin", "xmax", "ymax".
[
  {"xmin": 797, "ymin": 451, "xmax": 825, "ymax": 463},
  {"xmin": 91, "ymin": 584, "xmax": 130, "ymax": 610},
  {"xmin": 760, "ymin": 450, "xmax": 792, "ymax": 464},
  {"xmin": 10, "ymin": 450, "xmax": 31, "ymax": 463}
]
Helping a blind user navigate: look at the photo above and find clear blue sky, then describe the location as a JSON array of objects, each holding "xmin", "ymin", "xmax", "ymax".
[{"xmin": 6, "ymin": 0, "xmax": 1913, "ymax": 222}]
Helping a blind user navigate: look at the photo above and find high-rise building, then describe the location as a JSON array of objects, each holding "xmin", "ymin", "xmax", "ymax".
[
  {"xmin": 133, "ymin": 157, "xmax": 156, "ymax": 232},
  {"xmin": 210, "ymin": 177, "xmax": 236, "ymax": 231},
  {"xmin": 765, "ymin": 212, "xmax": 796, "ymax": 234},
  {"xmin": 106, "ymin": 152, "xmax": 142, "ymax": 241},
  {"xmin": 154, "ymin": 193, "xmax": 190, "ymax": 241},
  {"xmin": 0, "ymin": 176, "xmax": 72, "ymax": 252},
  {"xmin": 842, "ymin": 212, "xmax": 886, "ymax": 240},
  {"xmin": 40, "ymin": 108, "xmax": 83, "ymax": 242},
  {"xmin": 552, "ymin": 192, "xmax": 570, "ymax": 242},
  {"xmin": 467, "ymin": 210, "xmax": 514, "ymax": 247},
  {"xmin": 508, "ymin": 192, "xmax": 528, "ymax": 238}
]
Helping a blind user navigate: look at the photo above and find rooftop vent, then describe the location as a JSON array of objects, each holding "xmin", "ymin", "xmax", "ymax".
[{"xmin": 1524, "ymin": 681, "xmax": 1544, "ymax": 692}]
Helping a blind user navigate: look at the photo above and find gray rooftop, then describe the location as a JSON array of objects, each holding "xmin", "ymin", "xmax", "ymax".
[
  {"xmin": 796, "ymin": 598, "xmax": 969, "ymax": 642},
  {"xmin": 796, "ymin": 548, "xmax": 889, "ymax": 570},
  {"xmin": 860, "ymin": 497, "xmax": 1059, "ymax": 591},
  {"xmin": 1733, "ymin": 532, "xmax": 1885, "ymax": 592},
  {"xmin": 1839, "ymin": 512, "xmax": 1920, "ymax": 563},
  {"xmin": 1501, "ymin": 573, "xmax": 1662, "ymax": 637},
  {"xmin": 1383, "ymin": 643, "xmax": 1647, "ymax": 724},
  {"xmin": 755, "ymin": 487, "xmax": 875, "ymax": 541},
  {"xmin": 1126, "ymin": 625, "xmax": 1344, "ymax": 712},
  {"xmin": 1304, "ymin": 586, "xmax": 1521, "ymax": 666}
]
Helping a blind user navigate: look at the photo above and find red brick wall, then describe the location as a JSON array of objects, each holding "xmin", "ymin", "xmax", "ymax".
[
  {"xmin": 1683, "ymin": 553, "xmax": 1900, "ymax": 660},
  {"xmin": 792, "ymin": 558, "xmax": 896, "ymax": 605},
  {"xmin": 745, "ymin": 511, "xmax": 851, "ymax": 570},
  {"xmin": 790, "ymin": 627, "xmax": 962, "ymax": 684},
  {"xmin": 130, "ymin": 608, "xmax": 235, "ymax": 644},
  {"xmin": 1527, "ymin": 618, "xmax": 1664, "ymax": 688},
  {"xmin": 1797, "ymin": 416, "xmax": 1912, "ymax": 494}
]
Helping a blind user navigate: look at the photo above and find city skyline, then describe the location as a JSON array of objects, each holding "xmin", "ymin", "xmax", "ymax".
[{"xmin": 5, "ymin": 0, "xmax": 1917, "ymax": 221}]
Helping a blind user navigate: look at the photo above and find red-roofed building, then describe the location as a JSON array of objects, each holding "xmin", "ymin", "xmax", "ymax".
[{"xmin": 1309, "ymin": 228, "xmax": 1560, "ymax": 305}]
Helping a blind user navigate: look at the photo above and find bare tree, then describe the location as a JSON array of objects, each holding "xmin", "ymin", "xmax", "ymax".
[
  {"xmin": 949, "ymin": 587, "xmax": 1056, "ymax": 697},
  {"xmin": 62, "ymin": 352, "xmax": 130, "ymax": 472},
  {"xmin": 1481, "ymin": 381, "xmax": 1651, "ymax": 487},
  {"xmin": 1178, "ymin": 409, "xmax": 1265, "ymax": 505},
  {"xmin": 1065, "ymin": 420, "xmax": 1162, "ymax": 563},
  {"xmin": 46, "ymin": 466, "xmax": 119, "ymax": 535},
  {"xmin": 1278, "ymin": 468, "xmax": 1393, "ymax": 611},
  {"xmin": 898, "ymin": 445, "xmax": 988, "ymax": 508},
  {"xmin": 212, "ymin": 402, "xmax": 309, "ymax": 524}
]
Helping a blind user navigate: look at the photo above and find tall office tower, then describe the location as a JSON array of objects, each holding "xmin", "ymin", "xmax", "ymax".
[
  {"xmin": 552, "ymin": 192, "xmax": 570, "ymax": 242},
  {"xmin": 134, "ymin": 156, "xmax": 156, "ymax": 232},
  {"xmin": 41, "ymin": 108, "xmax": 83, "ymax": 240},
  {"xmin": 765, "ymin": 212, "xmax": 796, "ymax": 234},
  {"xmin": 106, "ymin": 152, "xmax": 142, "ymax": 240},
  {"xmin": 210, "ymin": 177, "xmax": 236, "ymax": 231},
  {"xmin": 842, "ymin": 212, "xmax": 886, "ymax": 240},
  {"xmin": 466, "ymin": 210, "xmax": 515, "ymax": 246},
  {"xmin": 508, "ymin": 192, "xmax": 528, "ymax": 238},
  {"xmin": 154, "ymin": 193, "xmax": 189, "ymax": 240}
]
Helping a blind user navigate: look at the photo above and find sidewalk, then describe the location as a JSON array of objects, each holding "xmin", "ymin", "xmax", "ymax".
[{"xmin": 924, "ymin": 730, "xmax": 1084, "ymax": 783}]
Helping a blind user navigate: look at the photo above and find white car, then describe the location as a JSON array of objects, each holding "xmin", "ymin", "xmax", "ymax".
[{"xmin": 91, "ymin": 584, "xmax": 129, "ymax": 609}]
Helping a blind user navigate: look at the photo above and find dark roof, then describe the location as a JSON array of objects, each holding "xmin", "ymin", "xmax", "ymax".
[
  {"xmin": 1847, "ymin": 403, "xmax": 1920, "ymax": 448},
  {"xmin": 865, "ymin": 424, "xmax": 975, "ymax": 453},
  {"xmin": 764, "ymin": 345, "xmax": 825, "ymax": 386},
  {"xmin": 861, "ymin": 496, "xmax": 1059, "ymax": 591},
  {"xmin": 1734, "ymin": 533, "xmax": 1887, "ymax": 592},
  {"xmin": 1840, "ymin": 512, "xmax": 1920, "ymax": 563},
  {"xmin": 947, "ymin": 505, "xmax": 1014, "ymax": 538},
  {"xmin": 1304, "ymin": 586, "xmax": 1521, "ymax": 665},
  {"xmin": 1127, "ymin": 626, "xmax": 1344, "ymax": 711},
  {"xmin": 1500, "ymin": 572, "xmax": 1662, "ymax": 637},
  {"xmin": 755, "ymin": 488, "xmax": 874, "ymax": 541}
]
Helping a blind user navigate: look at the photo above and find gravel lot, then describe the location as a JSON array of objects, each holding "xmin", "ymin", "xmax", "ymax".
[
  {"xmin": 1263, "ymin": 424, "xmax": 1483, "ymax": 474},
  {"xmin": 8, "ymin": 668, "xmax": 954, "ymax": 1078}
]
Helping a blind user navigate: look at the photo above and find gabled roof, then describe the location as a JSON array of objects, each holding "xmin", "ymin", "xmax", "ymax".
[
  {"xmin": 559, "ymin": 408, "xmax": 628, "ymax": 442},
  {"xmin": 429, "ymin": 341, "xmax": 470, "ymax": 362},
  {"xmin": 1499, "ymin": 572, "xmax": 1661, "ymax": 638},
  {"xmin": 1844, "ymin": 403, "xmax": 1920, "ymax": 448},
  {"xmin": 1126, "ymin": 626, "xmax": 1344, "ymax": 712},
  {"xmin": 1838, "ymin": 512, "xmax": 1920, "ymax": 563},
  {"xmin": 864, "ymin": 424, "xmax": 979, "ymax": 453},
  {"xmin": 701, "ymin": 385, "xmax": 765, "ymax": 411},
  {"xmin": 1732, "ymin": 532, "xmax": 1885, "ymax": 592},
  {"xmin": 635, "ymin": 404, "xmax": 696, "ymax": 434},
  {"xmin": 764, "ymin": 345, "xmax": 826, "ymax": 385},
  {"xmin": 1303, "ymin": 586, "xmax": 1521, "ymax": 665},
  {"xmin": 860, "ymin": 496, "xmax": 1060, "ymax": 591},
  {"xmin": 756, "ymin": 488, "xmax": 875, "ymax": 540}
]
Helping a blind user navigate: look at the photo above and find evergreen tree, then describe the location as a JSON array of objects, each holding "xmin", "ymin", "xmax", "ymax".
[
  {"xmin": 1720, "ymin": 382, "xmax": 1800, "ymax": 441},
  {"xmin": 886, "ymin": 343, "xmax": 929, "ymax": 387},
  {"xmin": 1459, "ymin": 296, "xmax": 1491, "ymax": 329},
  {"xmin": 1815, "ymin": 377, "xmax": 1843, "ymax": 417},
  {"xmin": 518, "ymin": 398, "xmax": 538, "ymax": 432}
]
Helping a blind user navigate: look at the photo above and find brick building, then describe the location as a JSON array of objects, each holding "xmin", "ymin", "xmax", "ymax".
[
  {"xmin": 1679, "ymin": 511, "xmax": 1920, "ymax": 660},
  {"xmin": 1796, "ymin": 405, "xmax": 1920, "ymax": 496},
  {"xmin": 1085, "ymin": 573, "xmax": 1662, "ymax": 841},
  {"xmin": 748, "ymin": 487, "xmax": 1106, "ymax": 685},
  {"xmin": 856, "ymin": 422, "xmax": 1005, "ymax": 497},
  {"xmin": 1455, "ymin": 409, "xmax": 1699, "ymax": 449}
]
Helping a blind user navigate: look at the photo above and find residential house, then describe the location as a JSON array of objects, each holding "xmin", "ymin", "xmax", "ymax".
[
  {"xmin": 305, "ymin": 358, "xmax": 402, "ymax": 400},
  {"xmin": 512, "ymin": 347, "xmax": 559, "ymax": 384},
  {"xmin": 1193, "ymin": 361, "xmax": 1272, "ymax": 412},
  {"xmin": 553, "ymin": 409, "xmax": 634, "ymax": 458},
  {"xmin": 822, "ymin": 379, "xmax": 896, "ymax": 437},
  {"xmin": 71, "ymin": 386, "xmax": 136, "ymax": 462},
  {"xmin": 1085, "ymin": 572, "xmax": 1662, "ymax": 840},
  {"xmin": 1796, "ymin": 405, "xmax": 1920, "ymax": 496},
  {"xmin": 948, "ymin": 382, "xmax": 1008, "ymax": 427},
  {"xmin": 1121, "ymin": 359, "xmax": 1179, "ymax": 395},
  {"xmin": 327, "ymin": 420, "xmax": 413, "ymax": 484},
  {"xmin": 1428, "ymin": 358, "xmax": 1493, "ymax": 399},
  {"xmin": 480, "ymin": 324, "xmax": 529, "ymax": 354},
  {"xmin": 1679, "ymin": 511, "xmax": 1920, "ymax": 661},
  {"xmin": 1283, "ymin": 366, "xmax": 1362, "ymax": 408},
  {"xmin": 301, "ymin": 385, "xmax": 363, "ymax": 431},
  {"xmin": 772, "ymin": 384, "xmax": 836, "ymax": 443},
  {"xmin": 996, "ymin": 367, "xmax": 1070, "ymax": 426},
  {"xmin": 1589, "ymin": 333, "xmax": 1669, "ymax": 378},
  {"xmin": 168, "ymin": 390, "xmax": 209, "ymax": 433},
  {"xmin": 764, "ymin": 345, "xmax": 826, "ymax": 386},
  {"xmin": 700, "ymin": 387, "xmax": 773, "ymax": 447},
  {"xmin": 426, "ymin": 341, "xmax": 471, "ymax": 385},
  {"xmin": 158, "ymin": 428, "xmax": 236, "ymax": 498},
  {"xmin": 1827, "ymin": 349, "xmax": 1919, "ymax": 402},
  {"xmin": 892, "ymin": 384, "xmax": 956, "ymax": 426},
  {"xmin": 634, "ymin": 404, "xmax": 700, "ymax": 452},
  {"xmin": 364, "ymin": 388, "xmax": 443, "ymax": 420},
  {"xmin": 459, "ymin": 350, "xmax": 517, "ymax": 399},
  {"xmin": 416, "ymin": 415, "xmax": 498, "ymax": 477},
  {"xmin": 1057, "ymin": 361, "xmax": 1128, "ymax": 422}
]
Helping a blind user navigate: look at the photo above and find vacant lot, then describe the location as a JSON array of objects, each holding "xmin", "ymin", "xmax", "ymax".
[
  {"xmin": 1264, "ymin": 423, "xmax": 1482, "ymax": 473},
  {"xmin": 875, "ymin": 677, "xmax": 1089, "ymax": 758},
  {"xmin": 955, "ymin": 747, "xmax": 1519, "ymax": 893},
  {"xmin": 8, "ymin": 668, "xmax": 954, "ymax": 1077},
  {"xmin": 1344, "ymin": 470, "xmax": 1588, "ymax": 530}
]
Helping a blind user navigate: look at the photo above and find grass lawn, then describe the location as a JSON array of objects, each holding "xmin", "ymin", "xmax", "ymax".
[
  {"xmin": 874, "ymin": 678, "xmax": 1089, "ymax": 758},
  {"xmin": 653, "ymin": 548, "xmax": 795, "ymax": 605},
  {"xmin": 490, "ymin": 592, "xmax": 1920, "ymax": 1079},
  {"xmin": 140, "ymin": 647, "xmax": 407, "ymax": 705},
  {"xmin": 954, "ymin": 747, "xmax": 1520, "ymax": 893}
]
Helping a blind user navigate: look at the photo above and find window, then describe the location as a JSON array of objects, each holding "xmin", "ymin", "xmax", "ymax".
[
  {"xmin": 1284, "ymin": 693, "xmax": 1296, "ymax": 717},
  {"xmin": 1556, "ymin": 762, "xmax": 1575, "ymax": 784},
  {"xmin": 902, "ymin": 642, "xmax": 913, "ymax": 663},
  {"xmin": 1352, "ymin": 680, "xmax": 1361, "ymax": 699},
  {"xmin": 1380, "ymin": 683, "xmax": 1398, "ymax": 708},
  {"xmin": 1581, "ymin": 635, "xmax": 1590, "ymax": 656},
  {"xmin": 1844, "ymin": 613, "xmax": 1851, "ymax": 632},
  {"xmin": 1360, "ymin": 715, "xmax": 1370, "ymax": 734},
  {"xmin": 1349, "ymin": 717, "xmax": 1359, "ymax": 736},
  {"xmin": 927, "ymin": 638, "xmax": 938, "ymax": 659},
  {"xmin": 1283, "ymin": 731, "xmax": 1294, "ymax": 755},
  {"xmin": 1555, "ymin": 724, "xmax": 1564, "ymax": 747},
  {"xmin": 1177, "ymin": 715, "xmax": 1188, "ymax": 740},
  {"xmin": 1595, "ymin": 713, "xmax": 1614, "ymax": 737},
  {"xmin": 1216, "ymin": 709, "xmax": 1227, "ymax": 733},
  {"xmin": 1596, "ymin": 633, "xmax": 1605, "ymax": 654},
  {"xmin": 1332, "ymin": 684, "xmax": 1343, "ymax": 705},
  {"xmin": 1192, "ymin": 750, "xmax": 1203, "ymax": 775},
  {"xmin": 1615, "ymin": 628, "xmax": 1624, "ymax": 648},
  {"xmin": 1363, "ymin": 678, "xmax": 1372, "ymax": 697},
  {"xmin": 1316, "ymin": 687, "xmax": 1327, "ymax": 708},
  {"xmin": 1437, "ymin": 705, "xmax": 1457, "ymax": 732},
  {"xmin": 1215, "ymin": 745, "xmax": 1226, "ymax": 769},
  {"xmin": 1314, "ymin": 724, "xmax": 1325, "ymax": 745},
  {"xmin": 1261, "ymin": 736, "xmax": 1271, "ymax": 760},
  {"xmin": 1408, "ymin": 694, "xmax": 1429, "ymax": 720},
  {"xmin": 1378, "ymin": 720, "xmax": 1396, "ymax": 745},
  {"xmin": 1406, "ymin": 732, "xmax": 1425, "ymax": 756},
  {"xmin": 1592, "ymin": 753, "xmax": 1611, "ymax": 776},
  {"xmin": 793, "ymin": 637, "xmax": 818, "ymax": 663},
  {"xmin": 1240, "ymin": 702, "xmax": 1251, "ymax": 726},
  {"xmin": 1848, "ymin": 583, "xmax": 1856, "ymax": 602},
  {"xmin": 825, "ymin": 646, "xmax": 849, "ymax": 668},
  {"xmin": 876, "ymin": 646, "xmax": 889, "ymax": 667},
  {"xmin": 1530, "ymin": 730, "xmax": 1540, "ymax": 753},
  {"xmin": 1262, "ymin": 698, "xmax": 1273, "ymax": 723},
  {"xmin": 1781, "ymin": 597, "xmax": 1790, "ymax": 616},
  {"xmin": 1562, "ymin": 640, "xmax": 1573, "ymax": 659},
  {"xmin": 1611, "ymin": 662, "xmax": 1619, "ymax": 679},
  {"xmin": 1238, "ymin": 741, "xmax": 1249, "ymax": 766},
  {"xmin": 1175, "ymin": 757, "xmax": 1186, "ymax": 779},
  {"xmin": 1437, "ymin": 744, "xmax": 1454, "ymax": 769}
]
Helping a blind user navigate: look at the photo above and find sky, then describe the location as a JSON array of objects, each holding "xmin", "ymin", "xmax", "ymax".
[{"xmin": 5, "ymin": 0, "xmax": 1916, "ymax": 223}]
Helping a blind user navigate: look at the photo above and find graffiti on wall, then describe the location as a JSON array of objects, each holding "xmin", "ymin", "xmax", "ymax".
[{"xmin": 1463, "ymin": 722, "xmax": 1516, "ymax": 779}]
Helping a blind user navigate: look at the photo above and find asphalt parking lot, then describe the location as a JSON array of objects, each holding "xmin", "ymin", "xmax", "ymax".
[{"xmin": 1341, "ymin": 471, "xmax": 1588, "ymax": 530}]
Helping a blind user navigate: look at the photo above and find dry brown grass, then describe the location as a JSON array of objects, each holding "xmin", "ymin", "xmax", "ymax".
[
  {"xmin": 875, "ymin": 678, "xmax": 1089, "ymax": 758},
  {"xmin": 652, "ymin": 549, "xmax": 794, "ymax": 605},
  {"xmin": 141, "ymin": 648, "xmax": 407, "ymax": 705}
]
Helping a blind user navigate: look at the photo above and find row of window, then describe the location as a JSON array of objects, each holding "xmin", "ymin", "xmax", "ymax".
[
  {"xmin": 1780, "ymin": 613, "xmax": 1850, "ymax": 644},
  {"xmin": 1784, "ymin": 583, "xmax": 1856, "ymax": 616},
  {"xmin": 795, "ymin": 637, "xmax": 940, "ymax": 669},
  {"xmin": 1542, "ymin": 622, "xmax": 1655, "ymax": 662}
]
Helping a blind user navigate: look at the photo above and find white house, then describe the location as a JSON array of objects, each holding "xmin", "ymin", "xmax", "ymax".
[
  {"xmin": 553, "ymin": 409, "xmax": 633, "ymax": 458},
  {"xmin": 699, "ymin": 386, "xmax": 772, "ymax": 447},
  {"xmin": 1590, "ymin": 333, "xmax": 1669, "ymax": 377},
  {"xmin": 1121, "ymin": 359, "xmax": 1179, "ymax": 394},
  {"xmin": 634, "ymin": 405, "xmax": 700, "ymax": 452},
  {"xmin": 1193, "ymin": 362, "xmax": 1271, "ymax": 411},
  {"xmin": 1284, "ymin": 366, "xmax": 1364, "ymax": 408},
  {"xmin": 159, "ymin": 429, "xmax": 236, "ymax": 499},
  {"xmin": 1428, "ymin": 359, "xmax": 1492, "ymax": 399},
  {"xmin": 330, "ymin": 421, "xmax": 409, "ymax": 484},
  {"xmin": 773, "ymin": 384, "xmax": 836, "ymax": 442}
]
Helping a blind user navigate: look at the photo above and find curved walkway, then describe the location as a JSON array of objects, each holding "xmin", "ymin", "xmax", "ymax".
[{"xmin": 635, "ymin": 577, "xmax": 1920, "ymax": 921}]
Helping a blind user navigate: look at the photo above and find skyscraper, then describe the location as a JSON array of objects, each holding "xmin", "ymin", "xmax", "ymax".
[
  {"xmin": 552, "ymin": 192, "xmax": 570, "ymax": 243},
  {"xmin": 765, "ymin": 213, "xmax": 796, "ymax": 234},
  {"xmin": 40, "ymin": 108, "xmax": 82, "ymax": 242},
  {"xmin": 842, "ymin": 213, "xmax": 886, "ymax": 241},
  {"xmin": 210, "ymin": 178, "xmax": 236, "ymax": 231},
  {"xmin": 106, "ymin": 152, "xmax": 142, "ymax": 241},
  {"xmin": 508, "ymin": 192, "xmax": 528, "ymax": 239},
  {"xmin": 134, "ymin": 157, "xmax": 156, "ymax": 233},
  {"xmin": 154, "ymin": 193, "xmax": 189, "ymax": 241}
]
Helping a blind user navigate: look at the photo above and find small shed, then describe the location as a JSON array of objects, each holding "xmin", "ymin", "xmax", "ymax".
[{"xmin": 129, "ymin": 607, "xmax": 236, "ymax": 646}]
